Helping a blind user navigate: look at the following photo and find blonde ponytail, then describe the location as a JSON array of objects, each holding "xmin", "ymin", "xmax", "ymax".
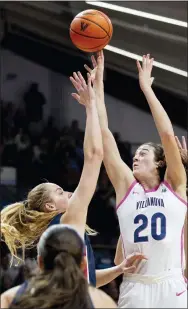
[
  {"xmin": 1, "ymin": 203, "xmax": 97, "ymax": 264},
  {"xmin": 1, "ymin": 202, "xmax": 56, "ymax": 264},
  {"xmin": 1, "ymin": 183, "xmax": 98, "ymax": 264}
]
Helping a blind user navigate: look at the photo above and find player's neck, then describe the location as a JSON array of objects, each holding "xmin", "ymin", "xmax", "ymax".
[{"xmin": 139, "ymin": 176, "xmax": 160, "ymax": 191}]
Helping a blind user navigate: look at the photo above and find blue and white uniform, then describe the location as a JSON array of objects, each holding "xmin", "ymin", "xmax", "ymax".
[{"xmin": 117, "ymin": 180, "xmax": 187, "ymax": 308}]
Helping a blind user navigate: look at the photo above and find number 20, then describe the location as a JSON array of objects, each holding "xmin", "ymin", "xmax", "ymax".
[{"xmin": 134, "ymin": 212, "xmax": 166, "ymax": 243}]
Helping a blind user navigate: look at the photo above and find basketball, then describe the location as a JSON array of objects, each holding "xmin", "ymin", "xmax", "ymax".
[{"xmin": 70, "ymin": 9, "xmax": 113, "ymax": 52}]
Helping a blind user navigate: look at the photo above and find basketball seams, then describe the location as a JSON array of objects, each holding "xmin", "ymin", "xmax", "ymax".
[
  {"xmin": 70, "ymin": 28, "xmax": 107, "ymax": 40},
  {"xmin": 75, "ymin": 16, "xmax": 110, "ymax": 38},
  {"xmin": 80, "ymin": 12, "xmax": 97, "ymax": 16},
  {"xmin": 95, "ymin": 11, "xmax": 111, "ymax": 34}
]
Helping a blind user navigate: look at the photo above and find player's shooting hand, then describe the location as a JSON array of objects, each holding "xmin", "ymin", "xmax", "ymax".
[
  {"xmin": 70, "ymin": 71, "xmax": 95, "ymax": 106},
  {"xmin": 175, "ymin": 136, "xmax": 187, "ymax": 165},
  {"xmin": 136, "ymin": 54, "xmax": 155, "ymax": 92},
  {"xmin": 84, "ymin": 50, "xmax": 104, "ymax": 85},
  {"xmin": 118, "ymin": 252, "xmax": 147, "ymax": 274}
]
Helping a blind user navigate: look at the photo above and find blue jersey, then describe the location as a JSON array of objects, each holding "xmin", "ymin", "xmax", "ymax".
[
  {"xmin": 12, "ymin": 214, "xmax": 96, "ymax": 306},
  {"xmin": 12, "ymin": 280, "xmax": 94, "ymax": 308},
  {"xmin": 48, "ymin": 214, "xmax": 96, "ymax": 286}
]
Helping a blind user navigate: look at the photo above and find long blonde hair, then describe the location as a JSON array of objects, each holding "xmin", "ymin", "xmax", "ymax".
[{"xmin": 1, "ymin": 183, "xmax": 96, "ymax": 264}]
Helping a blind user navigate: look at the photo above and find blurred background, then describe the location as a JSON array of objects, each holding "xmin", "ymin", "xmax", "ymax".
[{"xmin": 0, "ymin": 0, "xmax": 187, "ymax": 300}]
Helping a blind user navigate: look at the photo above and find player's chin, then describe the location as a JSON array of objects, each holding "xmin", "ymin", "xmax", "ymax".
[
  {"xmin": 133, "ymin": 169, "xmax": 144, "ymax": 182},
  {"xmin": 133, "ymin": 169, "xmax": 140, "ymax": 178}
]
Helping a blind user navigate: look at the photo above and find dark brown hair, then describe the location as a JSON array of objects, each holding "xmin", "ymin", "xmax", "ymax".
[
  {"xmin": 144, "ymin": 142, "xmax": 166, "ymax": 181},
  {"xmin": 11, "ymin": 225, "xmax": 91, "ymax": 309},
  {"xmin": 143, "ymin": 142, "xmax": 188, "ymax": 185}
]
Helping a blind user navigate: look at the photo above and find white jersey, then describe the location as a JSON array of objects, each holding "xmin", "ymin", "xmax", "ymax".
[{"xmin": 116, "ymin": 180, "xmax": 187, "ymax": 276}]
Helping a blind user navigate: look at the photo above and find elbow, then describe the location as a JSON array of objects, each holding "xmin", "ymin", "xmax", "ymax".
[
  {"xmin": 101, "ymin": 127, "xmax": 110, "ymax": 137},
  {"xmin": 114, "ymin": 256, "xmax": 118, "ymax": 266},
  {"xmin": 160, "ymin": 132, "xmax": 174, "ymax": 141},
  {"xmin": 160, "ymin": 132, "xmax": 177, "ymax": 148},
  {"xmin": 95, "ymin": 270, "xmax": 101, "ymax": 288},
  {"xmin": 95, "ymin": 279, "xmax": 101, "ymax": 288},
  {"xmin": 85, "ymin": 147, "xmax": 103, "ymax": 161}
]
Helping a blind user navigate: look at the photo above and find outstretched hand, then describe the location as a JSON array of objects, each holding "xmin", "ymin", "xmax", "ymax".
[
  {"xmin": 118, "ymin": 252, "xmax": 147, "ymax": 274},
  {"xmin": 137, "ymin": 54, "xmax": 154, "ymax": 92},
  {"xmin": 70, "ymin": 71, "xmax": 95, "ymax": 106},
  {"xmin": 175, "ymin": 136, "xmax": 187, "ymax": 165},
  {"xmin": 84, "ymin": 50, "xmax": 104, "ymax": 84}
]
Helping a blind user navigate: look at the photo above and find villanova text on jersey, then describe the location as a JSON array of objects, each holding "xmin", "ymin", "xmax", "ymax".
[{"xmin": 136, "ymin": 197, "xmax": 165, "ymax": 210}]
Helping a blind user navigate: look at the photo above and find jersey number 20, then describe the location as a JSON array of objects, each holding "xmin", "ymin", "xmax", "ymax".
[{"xmin": 134, "ymin": 212, "xmax": 166, "ymax": 242}]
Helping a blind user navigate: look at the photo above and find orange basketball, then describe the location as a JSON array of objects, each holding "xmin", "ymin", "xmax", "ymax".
[{"xmin": 70, "ymin": 9, "xmax": 113, "ymax": 52}]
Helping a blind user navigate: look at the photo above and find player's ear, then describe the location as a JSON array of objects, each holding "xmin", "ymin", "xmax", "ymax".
[
  {"xmin": 45, "ymin": 203, "xmax": 56, "ymax": 212},
  {"xmin": 157, "ymin": 160, "xmax": 165, "ymax": 168}
]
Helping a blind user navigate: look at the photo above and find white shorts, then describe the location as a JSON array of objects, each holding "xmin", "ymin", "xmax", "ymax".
[{"xmin": 118, "ymin": 270, "xmax": 187, "ymax": 308}]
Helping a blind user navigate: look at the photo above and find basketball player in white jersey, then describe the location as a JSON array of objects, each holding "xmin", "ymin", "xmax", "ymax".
[{"xmin": 70, "ymin": 53, "xmax": 187, "ymax": 308}]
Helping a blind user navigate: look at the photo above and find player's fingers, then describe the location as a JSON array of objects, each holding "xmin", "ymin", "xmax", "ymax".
[
  {"xmin": 84, "ymin": 64, "xmax": 92, "ymax": 73},
  {"xmin": 126, "ymin": 254, "xmax": 147, "ymax": 267},
  {"xmin": 70, "ymin": 77, "xmax": 80, "ymax": 91},
  {"xmin": 149, "ymin": 58, "xmax": 154, "ymax": 72},
  {"xmin": 98, "ymin": 50, "xmax": 104, "ymax": 63},
  {"xmin": 91, "ymin": 55, "xmax": 97, "ymax": 68},
  {"xmin": 130, "ymin": 255, "xmax": 147, "ymax": 265},
  {"xmin": 97, "ymin": 53, "xmax": 102, "ymax": 65},
  {"xmin": 101, "ymin": 49, "xmax": 104, "ymax": 60},
  {"xmin": 142, "ymin": 55, "xmax": 147, "ymax": 70},
  {"xmin": 87, "ymin": 72, "xmax": 92, "ymax": 89},
  {"xmin": 123, "ymin": 265, "xmax": 136, "ymax": 273},
  {"xmin": 97, "ymin": 50, "xmax": 101, "ymax": 57},
  {"xmin": 182, "ymin": 136, "xmax": 187, "ymax": 150},
  {"xmin": 136, "ymin": 60, "xmax": 142, "ymax": 73},
  {"xmin": 71, "ymin": 93, "xmax": 80, "ymax": 102},
  {"xmin": 151, "ymin": 58, "xmax": 154, "ymax": 67},
  {"xmin": 175, "ymin": 136, "xmax": 182, "ymax": 149},
  {"xmin": 128, "ymin": 252, "xmax": 147, "ymax": 259},
  {"xmin": 146, "ymin": 54, "xmax": 150, "ymax": 67},
  {"xmin": 73, "ymin": 71, "xmax": 81, "ymax": 84},
  {"xmin": 77, "ymin": 71, "xmax": 87, "ymax": 88},
  {"xmin": 133, "ymin": 258, "xmax": 142, "ymax": 268},
  {"xmin": 73, "ymin": 72, "xmax": 82, "ymax": 89},
  {"xmin": 132, "ymin": 259, "xmax": 145, "ymax": 274}
]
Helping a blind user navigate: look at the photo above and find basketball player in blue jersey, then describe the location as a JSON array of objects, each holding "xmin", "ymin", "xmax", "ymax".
[
  {"xmin": 1, "ymin": 225, "xmax": 117, "ymax": 309},
  {"xmin": 1, "ymin": 73, "xmax": 144, "ymax": 290},
  {"xmin": 1, "ymin": 73, "xmax": 102, "ymax": 286},
  {"xmin": 71, "ymin": 52, "xmax": 187, "ymax": 308}
]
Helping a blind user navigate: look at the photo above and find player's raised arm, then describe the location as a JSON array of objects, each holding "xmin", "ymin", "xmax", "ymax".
[
  {"xmin": 137, "ymin": 54, "xmax": 186, "ymax": 193},
  {"xmin": 61, "ymin": 73, "xmax": 103, "ymax": 239},
  {"xmin": 73, "ymin": 52, "xmax": 135, "ymax": 203}
]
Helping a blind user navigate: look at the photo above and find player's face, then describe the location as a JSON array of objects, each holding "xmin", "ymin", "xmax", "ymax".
[
  {"xmin": 45, "ymin": 183, "xmax": 73, "ymax": 212},
  {"xmin": 133, "ymin": 145, "xmax": 158, "ymax": 180}
]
